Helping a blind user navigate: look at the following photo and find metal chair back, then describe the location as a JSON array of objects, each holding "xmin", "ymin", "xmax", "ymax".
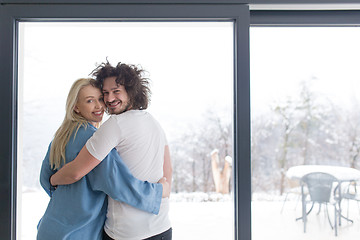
[{"xmin": 301, "ymin": 172, "xmax": 337, "ymax": 203}]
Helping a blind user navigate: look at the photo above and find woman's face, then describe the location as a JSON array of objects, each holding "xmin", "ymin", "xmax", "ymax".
[{"xmin": 74, "ymin": 85, "xmax": 105, "ymax": 125}]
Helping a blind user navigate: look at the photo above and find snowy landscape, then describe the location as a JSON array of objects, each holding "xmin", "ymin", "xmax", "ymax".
[
  {"xmin": 21, "ymin": 190, "xmax": 360, "ymax": 240},
  {"xmin": 20, "ymin": 191, "xmax": 234, "ymax": 240}
]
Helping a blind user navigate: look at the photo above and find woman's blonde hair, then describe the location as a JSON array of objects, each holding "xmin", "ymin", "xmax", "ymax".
[{"xmin": 49, "ymin": 78, "xmax": 99, "ymax": 169}]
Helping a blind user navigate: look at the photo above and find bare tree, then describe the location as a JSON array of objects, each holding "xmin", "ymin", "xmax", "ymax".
[
  {"xmin": 338, "ymin": 102, "xmax": 360, "ymax": 168},
  {"xmin": 170, "ymin": 109, "xmax": 232, "ymax": 193},
  {"xmin": 297, "ymin": 80, "xmax": 317, "ymax": 165},
  {"xmin": 273, "ymin": 97, "xmax": 299, "ymax": 195}
]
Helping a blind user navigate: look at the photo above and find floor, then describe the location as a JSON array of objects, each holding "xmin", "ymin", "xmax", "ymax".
[
  {"xmin": 252, "ymin": 199, "xmax": 360, "ymax": 240},
  {"xmin": 20, "ymin": 191, "xmax": 360, "ymax": 240}
]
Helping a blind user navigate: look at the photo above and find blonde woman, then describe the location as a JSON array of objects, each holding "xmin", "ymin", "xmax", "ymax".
[{"xmin": 37, "ymin": 78, "xmax": 167, "ymax": 240}]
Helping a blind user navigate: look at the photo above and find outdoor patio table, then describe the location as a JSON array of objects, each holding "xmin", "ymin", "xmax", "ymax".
[
  {"xmin": 286, "ymin": 165, "xmax": 360, "ymax": 182},
  {"xmin": 286, "ymin": 165, "xmax": 360, "ymax": 232}
]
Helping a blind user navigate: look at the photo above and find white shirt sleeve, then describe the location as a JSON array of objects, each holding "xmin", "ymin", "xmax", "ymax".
[{"xmin": 86, "ymin": 116, "xmax": 122, "ymax": 161}]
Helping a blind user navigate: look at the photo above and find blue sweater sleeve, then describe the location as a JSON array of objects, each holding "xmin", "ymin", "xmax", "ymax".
[
  {"xmin": 87, "ymin": 148, "xmax": 163, "ymax": 215},
  {"xmin": 39, "ymin": 143, "xmax": 56, "ymax": 197}
]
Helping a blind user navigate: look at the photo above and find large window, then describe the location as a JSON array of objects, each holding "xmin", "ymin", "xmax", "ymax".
[
  {"xmin": 18, "ymin": 21, "xmax": 234, "ymax": 240},
  {"xmin": 0, "ymin": 3, "xmax": 250, "ymax": 240},
  {"xmin": 5, "ymin": 3, "xmax": 360, "ymax": 240},
  {"xmin": 251, "ymin": 26, "xmax": 360, "ymax": 239}
]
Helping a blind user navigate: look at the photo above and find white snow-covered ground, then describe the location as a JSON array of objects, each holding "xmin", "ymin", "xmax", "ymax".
[
  {"xmin": 20, "ymin": 191, "xmax": 360, "ymax": 240},
  {"xmin": 253, "ymin": 200, "xmax": 360, "ymax": 240}
]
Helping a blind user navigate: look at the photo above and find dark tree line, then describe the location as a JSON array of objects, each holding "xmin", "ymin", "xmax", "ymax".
[
  {"xmin": 170, "ymin": 79, "xmax": 360, "ymax": 196},
  {"xmin": 251, "ymin": 80, "xmax": 360, "ymax": 195}
]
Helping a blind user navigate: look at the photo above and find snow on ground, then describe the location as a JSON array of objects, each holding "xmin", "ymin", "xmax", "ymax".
[
  {"xmin": 20, "ymin": 191, "xmax": 360, "ymax": 240},
  {"xmin": 252, "ymin": 194, "xmax": 360, "ymax": 240}
]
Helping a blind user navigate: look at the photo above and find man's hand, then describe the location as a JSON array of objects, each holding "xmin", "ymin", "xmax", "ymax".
[
  {"xmin": 158, "ymin": 177, "xmax": 170, "ymax": 198},
  {"xmin": 49, "ymin": 175, "xmax": 57, "ymax": 189}
]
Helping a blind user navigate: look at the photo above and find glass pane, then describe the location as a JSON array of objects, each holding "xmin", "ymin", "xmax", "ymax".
[
  {"xmin": 251, "ymin": 27, "xmax": 360, "ymax": 240},
  {"xmin": 18, "ymin": 22, "xmax": 234, "ymax": 240}
]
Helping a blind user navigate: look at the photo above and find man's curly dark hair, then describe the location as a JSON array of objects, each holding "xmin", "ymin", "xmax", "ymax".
[{"xmin": 91, "ymin": 60, "xmax": 151, "ymax": 110}]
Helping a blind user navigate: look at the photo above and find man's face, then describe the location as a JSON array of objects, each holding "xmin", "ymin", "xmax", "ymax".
[{"xmin": 102, "ymin": 76, "xmax": 131, "ymax": 114}]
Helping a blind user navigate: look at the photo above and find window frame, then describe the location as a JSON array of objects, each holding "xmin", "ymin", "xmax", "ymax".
[
  {"xmin": 0, "ymin": 3, "xmax": 250, "ymax": 240},
  {"xmin": 3, "ymin": 2, "xmax": 360, "ymax": 240},
  {"xmin": 249, "ymin": 7, "xmax": 360, "ymax": 240},
  {"xmin": 251, "ymin": 10, "xmax": 360, "ymax": 26}
]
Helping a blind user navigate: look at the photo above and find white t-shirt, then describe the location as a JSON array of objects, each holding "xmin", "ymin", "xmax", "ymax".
[{"xmin": 86, "ymin": 110, "xmax": 171, "ymax": 240}]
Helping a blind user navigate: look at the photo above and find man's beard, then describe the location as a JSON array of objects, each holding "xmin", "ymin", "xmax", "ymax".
[{"xmin": 107, "ymin": 100, "xmax": 131, "ymax": 114}]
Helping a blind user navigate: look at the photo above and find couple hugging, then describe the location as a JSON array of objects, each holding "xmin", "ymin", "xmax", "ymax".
[{"xmin": 37, "ymin": 61, "xmax": 172, "ymax": 240}]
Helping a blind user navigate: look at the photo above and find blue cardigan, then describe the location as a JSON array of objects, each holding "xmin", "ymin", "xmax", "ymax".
[{"xmin": 37, "ymin": 123, "xmax": 162, "ymax": 240}]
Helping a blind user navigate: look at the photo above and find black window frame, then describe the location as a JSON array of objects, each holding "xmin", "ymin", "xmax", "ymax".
[
  {"xmin": 0, "ymin": 3, "xmax": 251, "ymax": 240},
  {"xmin": 251, "ymin": 10, "xmax": 360, "ymax": 26},
  {"xmin": 3, "ymin": 2, "xmax": 360, "ymax": 240}
]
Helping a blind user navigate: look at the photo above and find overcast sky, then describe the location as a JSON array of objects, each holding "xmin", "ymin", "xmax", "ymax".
[
  {"xmin": 19, "ymin": 22, "xmax": 234, "ymax": 141},
  {"xmin": 251, "ymin": 27, "xmax": 360, "ymax": 115},
  {"xmin": 19, "ymin": 23, "xmax": 360, "ymax": 141}
]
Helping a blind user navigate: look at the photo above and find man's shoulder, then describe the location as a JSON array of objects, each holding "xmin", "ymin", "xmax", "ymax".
[{"xmin": 112, "ymin": 109, "xmax": 149, "ymax": 120}]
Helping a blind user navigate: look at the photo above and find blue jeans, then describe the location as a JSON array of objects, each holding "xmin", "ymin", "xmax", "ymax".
[
  {"xmin": 143, "ymin": 228, "xmax": 172, "ymax": 240},
  {"xmin": 103, "ymin": 228, "xmax": 172, "ymax": 240}
]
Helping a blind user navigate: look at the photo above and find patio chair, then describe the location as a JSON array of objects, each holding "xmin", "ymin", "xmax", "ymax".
[
  {"xmin": 297, "ymin": 172, "xmax": 340, "ymax": 236},
  {"xmin": 281, "ymin": 177, "xmax": 304, "ymax": 213},
  {"xmin": 341, "ymin": 180, "xmax": 360, "ymax": 217}
]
